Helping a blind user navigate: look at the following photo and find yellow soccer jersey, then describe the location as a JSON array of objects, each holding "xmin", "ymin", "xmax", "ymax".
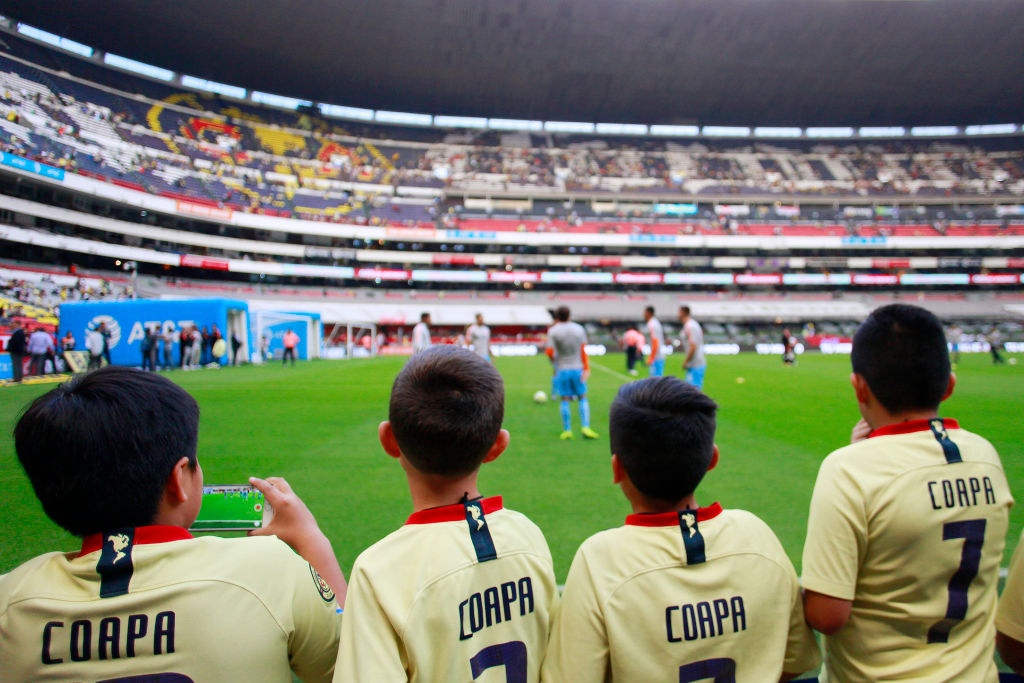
[
  {"xmin": 802, "ymin": 418, "xmax": 1013, "ymax": 682},
  {"xmin": 996, "ymin": 530, "xmax": 1024, "ymax": 643},
  {"xmin": 0, "ymin": 526, "xmax": 341, "ymax": 683},
  {"xmin": 335, "ymin": 497, "xmax": 558, "ymax": 683},
  {"xmin": 541, "ymin": 503, "xmax": 820, "ymax": 683}
]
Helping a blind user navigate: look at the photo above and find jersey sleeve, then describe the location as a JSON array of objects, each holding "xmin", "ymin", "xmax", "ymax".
[
  {"xmin": 540, "ymin": 546, "xmax": 609, "ymax": 683},
  {"xmin": 997, "ymin": 531, "xmax": 1024, "ymax": 642},
  {"xmin": 334, "ymin": 560, "xmax": 407, "ymax": 683},
  {"xmin": 801, "ymin": 452, "xmax": 867, "ymax": 601},
  {"xmin": 282, "ymin": 551, "xmax": 344, "ymax": 683}
]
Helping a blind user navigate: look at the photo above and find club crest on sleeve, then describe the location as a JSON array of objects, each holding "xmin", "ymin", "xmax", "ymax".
[{"xmin": 309, "ymin": 564, "xmax": 335, "ymax": 602}]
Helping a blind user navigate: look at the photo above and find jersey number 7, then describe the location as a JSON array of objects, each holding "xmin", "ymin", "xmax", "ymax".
[
  {"xmin": 470, "ymin": 640, "xmax": 526, "ymax": 682},
  {"xmin": 927, "ymin": 519, "xmax": 986, "ymax": 644}
]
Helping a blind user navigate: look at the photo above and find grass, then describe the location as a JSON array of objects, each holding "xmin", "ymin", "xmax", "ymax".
[{"xmin": 1, "ymin": 352, "xmax": 1022, "ymax": 583}]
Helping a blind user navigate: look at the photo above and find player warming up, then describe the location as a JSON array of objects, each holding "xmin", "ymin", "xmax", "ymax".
[
  {"xmin": 0, "ymin": 367, "xmax": 346, "ymax": 682},
  {"xmin": 335, "ymin": 346, "xmax": 558, "ymax": 683},
  {"xmin": 412, "ymin": 312, "xmax": 432, "ymax": 355},
  {"xmin": 467, "ymin": 312, "xmax": 493, "ymax": 361},
  {"xmin": 678, "ymin": 305, "xmax": 707, "ymax": 389},
  {"xmin": 643, "ymin": 306, "xmax": 666, "ymax": 377},
  {"xmin": 546, "ymin": 305, "xmax": 598, "ymax": 440},
  {"xmin": 541, "ymin": 376, "xmax": 819, "ymax": 682},
  {"xmin": 802, "ymin": 303, "xmax": 1013, "ymax": 681}
]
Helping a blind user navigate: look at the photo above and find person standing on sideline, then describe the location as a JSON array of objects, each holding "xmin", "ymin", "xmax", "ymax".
[
  {"xmin": 946, "ymin": 323, "xmax": 962, "ymax": 367},
  {"xmin": 283, "ymin": 328, "xmax": 300, "ymax": 366},
  {"xmin": 28, "ymin": 325, "xmax": 54, "ymax": 375},
  {"xmin": 86, "ymin": 325, "xmax": 105, "ymax": 370},
  {"xmin": 802, "ymin": 304, "xmax": 1012, "ymax": 681},
  {"xmin": 411, "ymin": 312, "xmax": 431, "ymax": 355},
  {"xmin": 679, "ymin": 305, "xmax": 707, "ymax": 389},
  {"xmin": 141, "ymin": 327, "xmax": 156, "ymax": 372},
  {"xmin": 987, "ymin": 326, "xmax": 1006, "ymax": 364},
  {"xmin": 7, "ymin": 319, "xmax": 26, "ymax": 382},
  {"xmin": 161, "ymin": 326, "xmax": 175, "ymax": 370},
  {"xmin": 231, "ymin": 331, "xmax": 243, "ymax": 366},
  {"xmin": 782, "ymin": 328, "xmax": 797, "ymax": 365},
  {"xmin": 622, "ymin": 327, "xmax": 645, "ymax": 376},
  {"xmin": 466, "ymin": 312, "xmax": 492, "ymax": 361},
  {"xmin": 98, "ymin": 321, "xmax": 112, "ymax": 366},
  {"xmin": 546, "ymin": 306, "xmax": 598, "ymax": 440},
  {"xmin": 643, "ymin": 306, "xmax": 666, "ymax": 377}
]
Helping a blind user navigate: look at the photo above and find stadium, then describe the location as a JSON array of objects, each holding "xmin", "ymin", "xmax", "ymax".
[{"xmin": 0, "ymin": 0, "xmax": 1022, "ymax": 679}]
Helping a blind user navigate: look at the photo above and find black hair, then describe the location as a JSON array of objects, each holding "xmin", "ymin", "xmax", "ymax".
[
  {"xmin": 609, "ymin": 376, "xmax": 718, "ymax": 503},
  {"xmin": 14, "ymin": 366, "xmax": 199, "ymax": 537},
  {"xmin": 420, "ymin": 312, "xmax": 430, "ymax": 322},
  {"xmin": 851, "ymin": 303, "xmax": 951, "ymax": 414},
  {"xmin": 554, "ymin": 306, "xmax": 570, "ymax": 322},
  {"xmin": 645, "ymin": 306, "xmax": 655, "ymax": 315},
  {"xmin": 389, "ymin": 345, "xmax": 505, "ymax": 477}
]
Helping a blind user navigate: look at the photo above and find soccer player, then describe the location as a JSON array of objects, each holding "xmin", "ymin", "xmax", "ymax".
[
  {"xmin": 546, "ymin": 305, "xmax": 599, "ymax": 440},
  {"xmin": 679, "ymin": 305, "xmax": 707, "ymax": 389},
  {"xmin": 996, "ymin": 531, "xmax": 1024, "ymax": 675},
  {"xmin": 621, "ymin": 327, "xmax": 645, "ymax": 376},
  {"xmin": 467, "ymin": 312, "xmax": 493, "ymax": 361},
  {"xmin": 411, "ymin": 312, "xmax": 432, "ymax": 355},
  {"xmin": 0, "ymin": 366, "xmax": 345, "ymax": 682},
  {"xmin": 335, "ymin": 346, "xmax": 558, "ymax": 682},
  {"xmin": 802, "ymin": 303, "xmax": 1013, "ymax": 681},
  {"xmin": 541, "ymin": 376, "xmax": 820, "ymax": 682},
  {"xmin": 643, "ymin": 305, "xmax": 666, "ymax": 376}
]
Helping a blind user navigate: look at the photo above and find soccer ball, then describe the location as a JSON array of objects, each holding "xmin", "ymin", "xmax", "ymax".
[{"xmin": 533, "ymin": 390, "xmax": 548, "ymax": 403}]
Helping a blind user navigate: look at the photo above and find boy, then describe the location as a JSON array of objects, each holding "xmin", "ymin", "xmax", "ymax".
[
  {"xmin": 802, "ymin": 304, "xmax": 1013, "ymax": 681},
  {"xmin": 336, "ymin": 346, "xmax": 558, "ymax": 682},
  {"xmin": 546, "ymin": 305, "xmax": 598, "ymax": 440},
  {"xmin": 541, "ymin": 376, "xmax": 819, "ymax": 682},
  {"xmin": 0, "ymin": 366, "xmax": 345, "ymax": 682}
]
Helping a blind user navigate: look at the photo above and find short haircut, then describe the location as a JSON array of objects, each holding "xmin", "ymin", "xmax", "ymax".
[
  {"xmin": 14, "ymin": 367, "xmax": 199, "ymax": 537},
  {"xmin": 645, "ymin": 306, "xmax": 655, "ymax": 315},
  {"xmin": 851, "ymin": 303, "xmax": 951, "ymax": 414},
  {"xmin": 680, "ymin": 306, "xmax": 691, "ymax": 316},
  {"xmin": 609, "ymin": 376, "xmax": 718, "ymax": 503},
  {"xmin": 389, "ymin": 345, "xmax": 504, "ymax": 477},
  {"xmin": 554, "ymin": 306, "xmax": 570, "ymax": 322},
  {"xmin": 420, "ymin": 312, "xmax": 430, "ymax": 322}
]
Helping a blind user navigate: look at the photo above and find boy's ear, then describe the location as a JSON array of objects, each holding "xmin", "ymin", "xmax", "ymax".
[
  {"xmin": 481, "ymin": 429, "xmax": 510, "ymax": 464},
  {"xmin": 942, "ymin": 372, "xmax": 957, "ymax": 402},
  {"xmin": 850, "ymin": 372, "xmax": 872, "ymax": 405},
  {"xmin": 707, "ymin": 444, "xmax": 719, "ymax": 472},
  {"xmin": 165, "ymin": 456, "xmax": 192, "ymax": 503},
  {"xmin": 378, "ymin": 421, "xmax": 402, "ymax": 459},
  {"xmin": 611, "ymin": 453, "xmax": 626, "ymax": 484}
]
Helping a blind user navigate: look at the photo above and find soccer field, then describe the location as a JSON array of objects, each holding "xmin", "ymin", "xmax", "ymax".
[{"xmin": 1, "ymin": 352, "xmax": 1022, "ymax": 582}]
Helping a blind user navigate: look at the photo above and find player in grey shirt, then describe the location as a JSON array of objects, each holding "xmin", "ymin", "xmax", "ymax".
[
  {"xmin": 679, "ymin": 305, "xmax": 707, "ymax": 390},
  {"xmin": 466, "ymin": 313, "xmax": 492, "ymax": 361},
  {"xmin": 545, "ymin": 306, "xmax": 598, "ymax": 440}
]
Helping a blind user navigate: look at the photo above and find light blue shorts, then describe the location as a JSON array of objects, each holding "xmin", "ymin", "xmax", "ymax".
[
  {"xmin": 684, "ymin": 366, "xmax": 706, "ymax": 390},
  {"xmin": 554, "ymin": 369, "xmax": 587, "ymax": 399},
  {"xmin": 648, "ymin": 359, "xmax": 665, "ymax": 376}
]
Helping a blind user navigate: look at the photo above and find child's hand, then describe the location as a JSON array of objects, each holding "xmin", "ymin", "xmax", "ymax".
[
  {"xmin": 248, "ymin": 476, "xmax": 323, "ymax": 551},
  {"xmin": 850, "ymin": 418, "xmax": 872, "ymax": 444}
]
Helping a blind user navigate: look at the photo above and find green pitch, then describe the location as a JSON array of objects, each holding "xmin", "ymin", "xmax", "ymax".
[{"xmin": 1, "ymin": 352, "xmax": 1022, "ymax": 582}]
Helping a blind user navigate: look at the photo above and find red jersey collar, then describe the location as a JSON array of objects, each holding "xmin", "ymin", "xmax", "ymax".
[
  {"xmin": 79, "ymin": 525, "xmax": 193, "ymax": 557},
  {"xmin": 626, "ymin": 502, "xmax": 724, "ymax": 527},
  {"xmin": 869, "ymin": 417, "xmax": 959, "ymax": 439},
  {"xmin": 406, "ymin": 496, "xmax": 503, "ymax": 525}
]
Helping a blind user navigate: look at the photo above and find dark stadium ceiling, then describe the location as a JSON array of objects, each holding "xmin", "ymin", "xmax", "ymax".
[{"xmin": 4, "ymin": 0, "xmax": 1024, "ymax": 128}]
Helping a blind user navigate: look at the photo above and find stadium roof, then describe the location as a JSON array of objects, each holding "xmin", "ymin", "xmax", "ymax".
[{"xmin": 4, "ymin": 0, "xmax": 1023, "ymax": 128}]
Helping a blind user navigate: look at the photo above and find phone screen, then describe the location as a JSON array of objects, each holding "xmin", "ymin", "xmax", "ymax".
[{"xmin": 192, "ymin": 485, "xmax": 267, "ymax": 531}]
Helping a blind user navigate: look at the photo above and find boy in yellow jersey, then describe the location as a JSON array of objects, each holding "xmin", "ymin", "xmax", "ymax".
[
  {"xmin": 802, "ymin": 303, "xmax": 1013, "ymax": 682},
  {"xmin": 0, "ymin": 366, "xmax": 345, "ymax": 683},
  {"xmin": 335, "ymin": 346, "xmax": 558, "ymax": 683},
  {"xmin": 996, "ymin": 530, "xmax": 1024, "ymax": 675},
  {"xmin": 541, "ymin": 376, "xmax": 820, "ymax": 683}
]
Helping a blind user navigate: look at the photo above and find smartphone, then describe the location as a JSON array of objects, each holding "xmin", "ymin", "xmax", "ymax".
[{"xmin": 191, "ymin": 485, "xmax": 272, "ymax": 531}]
